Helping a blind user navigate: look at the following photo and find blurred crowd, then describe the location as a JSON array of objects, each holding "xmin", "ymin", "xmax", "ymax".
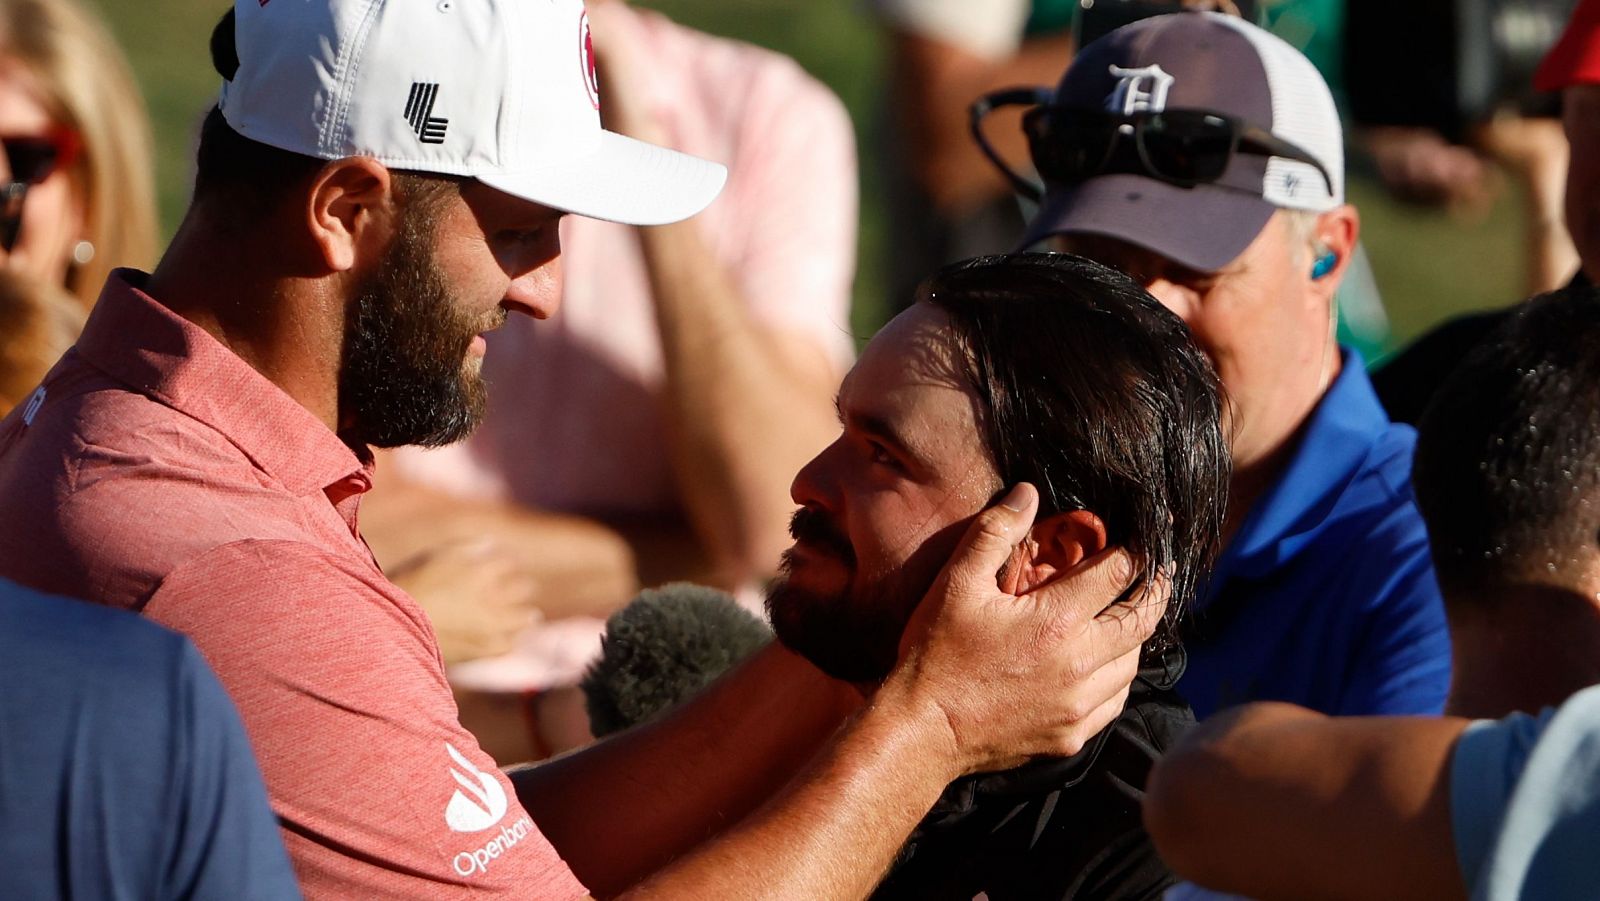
[{"xmin": 2, "ymin": 0, "xmax": 1600, "ymax": 898}]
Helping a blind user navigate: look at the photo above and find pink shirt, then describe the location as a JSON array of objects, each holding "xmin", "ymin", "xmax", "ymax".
[
  {"xmin": 0, "ymin": 272, "xmax": 588, "ymax": 900},
  {"xmin": 390, "ymin": 6, "xmax": 858, "ymax": 517}
]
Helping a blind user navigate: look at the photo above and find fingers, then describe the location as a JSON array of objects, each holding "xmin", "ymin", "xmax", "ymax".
[
  {"xmin": 1092, "ymin": 565, "xmax": 1169, "ymax": 649},
  {"xmin": 938, "ymin": 483, "xmax": 1039, "ymax": 601},
  {"xmin": 1028, "ymin": 545, "xmax": 1136, "ymax": 618},
  {"xmin": 1072, "ymin": 677, "xmax": 1136, "ymax": 754}
]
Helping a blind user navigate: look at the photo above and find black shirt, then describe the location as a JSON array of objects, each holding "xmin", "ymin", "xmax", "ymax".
[
  {"xmin": 1372, "ymin": 271, "xmax": 1591, "ymax": 426},
  {"xmin": 871, "ymin": 648, "xmax": 1193, "ymax": 901}
]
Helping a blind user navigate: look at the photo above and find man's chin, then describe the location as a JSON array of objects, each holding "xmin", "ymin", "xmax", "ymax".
[{"xmin": 765, "ymin": 582, "xmax": 897, "ymax": 685}]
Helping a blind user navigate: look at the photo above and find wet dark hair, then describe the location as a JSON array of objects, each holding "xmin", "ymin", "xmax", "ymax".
[
  {"xmin": 920, "ymin": 253, "xmax": 1230, "ymax": 648},
  {"xmin": 193, "ymin": 9, "xmax": 457, "ymax": 226},
  {"xmin": 1414, "ymin": 284, "xmax": 1600, "ymax": 600}
]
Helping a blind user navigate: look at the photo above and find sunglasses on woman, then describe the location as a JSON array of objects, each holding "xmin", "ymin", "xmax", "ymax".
[
  {"xmin": 969, "ymin": 87, "xmax": 1334, "ymax": 201},
  {"xmin": 0, "ymin": 129, "xmax": 81, "ymax": 252}
]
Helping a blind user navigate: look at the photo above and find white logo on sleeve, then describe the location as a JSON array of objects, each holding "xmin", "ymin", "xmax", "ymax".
[
  {"xmin": 444, "ymin": 742, "xmax": 508, "ymax": 833},
  {"xmin": 1107, "ymin": 64, "xmax": 1175, "ymax": 115}
]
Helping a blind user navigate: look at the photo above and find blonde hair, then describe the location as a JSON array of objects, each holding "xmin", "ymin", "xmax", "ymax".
[
  {"xmin": 1279, "ymin": 208, "xmax": 1324, "ymax": 265},
  {"xmin": 0, "ymin": 266, "xmax": 81, "ymax": 413},
  {"xmin": 0, "ymin": 0, "xmax": 157, "ymax": 309}
]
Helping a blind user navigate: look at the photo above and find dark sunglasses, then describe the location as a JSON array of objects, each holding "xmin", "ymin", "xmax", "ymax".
[
  {"xmin": 0, "ymin": 130, "xmax": 80, "ymax": 252},
  {"xmin": 3, "ymin": 130, "xmax": 80, "ymax": 186},
  {"xmin": 969, "ymin": 88, "xmax": 1334, "ymax": 201}
]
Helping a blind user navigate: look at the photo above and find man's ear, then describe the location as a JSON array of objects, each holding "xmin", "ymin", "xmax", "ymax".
[
  {"xmin": 1007, "ymin": 509, "xmax": 1109, "ymax": 595},
  {"xmin": 1308, "ymin": 204, "xmax": 1360, "ymax": 301},
  {"xmin": 304, "ymin": 157, "xmax": 397, "ymax": 273}
]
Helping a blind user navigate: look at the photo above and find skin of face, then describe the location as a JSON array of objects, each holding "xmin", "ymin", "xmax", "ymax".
[
  {"xmin": 1054, "ymin": 213, "xmax": 1336, "ymax": 476},
  {"xmin": 337, "ymin": 178, "xmax": 565, "ymax": 448},
  {"xmin": 0, "ymin": 59, "xmax": 84, "ymax": 290},
  {"xmin": 767, "ymin": 304, "xmax": 1005, "ymax": 683},
  {"xmin": 1564, "ymin": 84, "xmax": 1600, "ymax": 283}
]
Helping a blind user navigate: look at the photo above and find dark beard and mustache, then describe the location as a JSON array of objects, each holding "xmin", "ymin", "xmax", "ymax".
[
  {"xmin": 337, "ymin": 208, "xmax": 502, "ymax": 450},
  {"xmin": 765, "ymin": 506, "xmax": 913, "ymax": 684}
]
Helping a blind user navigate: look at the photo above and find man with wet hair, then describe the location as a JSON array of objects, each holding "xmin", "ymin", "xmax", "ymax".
[
  {"xmin": 0, "ymin": 2, "xmax": 1162, "ymax": 897},
  {"xmin": 771, "ymin": 252, "xmax": 1230, "ymax": 899}
]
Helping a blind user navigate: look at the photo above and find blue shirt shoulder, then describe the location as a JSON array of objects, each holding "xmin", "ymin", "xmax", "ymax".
[
  {"xmin": 1452, "ymin": 684, "xmax": 1600, "ymax": 900},
  {"xmin": 0, "ymin": 581, "xmax": 301, "ymax": 900},
  {"xmin": 1181, "ymin": 351, "xmax": 1452, "ymax": 718}
]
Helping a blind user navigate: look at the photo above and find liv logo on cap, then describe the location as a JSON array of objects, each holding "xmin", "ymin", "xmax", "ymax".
[{"xmin": 403, "ymin": 82, "xmax": 448, "ymax": 145}]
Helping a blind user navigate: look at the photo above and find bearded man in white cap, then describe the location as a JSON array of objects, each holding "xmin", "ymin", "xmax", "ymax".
[
  {"xmin": 0, "ymin": 1, "xmax": 1161, "ymax": 897},
  {"xmin": 998, "ymin": 12, "xmax": 1452, "ymax": 719}
]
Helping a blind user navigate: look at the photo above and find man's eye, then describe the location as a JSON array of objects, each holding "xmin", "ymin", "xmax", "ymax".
[
  {"xmin": 867, "ymin": 442, "xmax": 901, "ymax": 469},
  {"xmin": 499, "ymin": 227, "xmax": 544, "ymax": 245}
]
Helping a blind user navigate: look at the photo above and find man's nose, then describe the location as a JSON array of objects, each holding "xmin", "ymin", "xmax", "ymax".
[
  {"xmin": 790, "ymin": 438, "xmax": 844, "ymax": 510},
  {"xmin": 501, "ymin": 254, "xmax": 563, "ymax": 320}
]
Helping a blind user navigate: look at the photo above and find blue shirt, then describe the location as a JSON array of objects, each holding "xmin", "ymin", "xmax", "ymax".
[
  {"xmin": 1180, "ymin": 350, "xmax": 1452, "ymax": 718},
  {"xmin": 0, "ymin": 581, "xmax": 301, "ymax": 900},
  {"xmin": 1452, "ymin": 684, "xmax": 1600, "ymax": 900}
]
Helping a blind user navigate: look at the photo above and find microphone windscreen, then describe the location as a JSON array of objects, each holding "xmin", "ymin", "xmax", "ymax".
[{"xmin": 582, "ymin": 582, "xmax": 772, "ymax": 737}]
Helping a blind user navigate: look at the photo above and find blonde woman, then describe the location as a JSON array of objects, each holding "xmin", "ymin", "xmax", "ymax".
[{"xmin": 0, "ymin": 0, "xmax": 156, "ymax": 309}]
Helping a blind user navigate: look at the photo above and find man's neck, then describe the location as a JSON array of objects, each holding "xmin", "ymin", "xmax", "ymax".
[
  {"xmin": 145, "ymin": 209, "xmax": 344, "ymax": 434},
  {"xmin": 1221, "ymin": 348, "xmax": 1343, "ymax": 542},
  {"xmin": 1447, "ymin": 582, "xmax": 1600, "ymax": 719}
]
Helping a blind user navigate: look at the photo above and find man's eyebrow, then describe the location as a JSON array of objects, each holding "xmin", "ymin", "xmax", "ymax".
[{"xmin": 836, "ymin": 397, "xmax": 917, "ymax": 459}]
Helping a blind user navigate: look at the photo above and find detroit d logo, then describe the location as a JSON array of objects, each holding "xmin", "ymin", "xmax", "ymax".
[{"xmin": 1106, "ymin": 64, "xmax": 1175, "ymax": 115}]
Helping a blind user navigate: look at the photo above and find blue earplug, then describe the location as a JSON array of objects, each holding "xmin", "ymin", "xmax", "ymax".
[{"xmin": 1310, "ymin": 251, "xmax": 1338, "ymax": 280}]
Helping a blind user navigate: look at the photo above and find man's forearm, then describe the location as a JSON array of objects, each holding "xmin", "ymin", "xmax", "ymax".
[
  {"xmin": 1144, "ymin": 703, "xmax": 1471, "ymax": 901},
  {"xmin": 512, "ymin": 643, "xmax": 859, "ymax": 896},
  {"xmin": 638, "ymin": 220, "xmax": 840, "ymax": 587},
  {"xmin": 619, "ymin": 685, "xmax": 958, "ymax": 900}
]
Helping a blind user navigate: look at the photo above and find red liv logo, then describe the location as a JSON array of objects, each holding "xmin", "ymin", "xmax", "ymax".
[{"xmin": 579, "ymin": 11, "xmax": 599, "ymax": 109}]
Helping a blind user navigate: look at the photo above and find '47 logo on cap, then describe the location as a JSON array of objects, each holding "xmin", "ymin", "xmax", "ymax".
[{"xmin": 405, "ymin": 82, "xmax": 449, "ymax": 144}]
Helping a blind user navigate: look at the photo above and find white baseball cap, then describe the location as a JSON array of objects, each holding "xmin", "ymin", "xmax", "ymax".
[{"xmin": 219, "ymin": 0, "xmax": 726, "ymax": 226}]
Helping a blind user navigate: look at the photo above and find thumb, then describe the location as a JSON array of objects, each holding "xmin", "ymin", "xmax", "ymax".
[{"xmin": 939, "ymin": 483, "xmax": 1040, "ymax": 601}]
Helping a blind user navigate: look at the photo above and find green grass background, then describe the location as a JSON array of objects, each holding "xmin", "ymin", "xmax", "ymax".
[{"xmin": 92, "ymin": 0, "xmax": 1533, "ymax": 348}]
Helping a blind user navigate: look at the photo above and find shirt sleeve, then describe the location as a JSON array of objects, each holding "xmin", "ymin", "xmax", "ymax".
[
  {"xmin": 167, "ymin": 640, "xmax": 305, "ymax": 900},
  {"xmin": 867, "ymin": 0, "xmax": 1032, "ymax": 60},
  {"xmin": 147, "ymin": 539, "xmax": 588, "ymax": 900},
  {"xmin": 1450, "ymin": 711, "xmax": 1547, "ymax": 895},
  {"xmin": 1457, "ymin": 685, "xmax": 1600, "ymax": 901}
]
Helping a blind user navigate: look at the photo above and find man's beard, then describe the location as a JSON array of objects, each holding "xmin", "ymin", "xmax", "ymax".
[
  {"xmin": 765, "ymin": 506, "xmax": 915, "ymax": 684},
  {"xmin": 338, "ymin": 211, "xmax": 501, "ymax": 449}
]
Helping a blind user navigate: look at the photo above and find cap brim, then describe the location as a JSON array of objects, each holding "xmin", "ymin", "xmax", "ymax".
[
  {"xmin": 1019, "ymin": 174, "xmax": 1276, "ymax": 273},
  {"xmin": 479, "ymin": 130, "xmax": 727, "ymax": 227}
]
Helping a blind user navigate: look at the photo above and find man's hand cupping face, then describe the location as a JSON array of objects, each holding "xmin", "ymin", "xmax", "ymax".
[{"xmin": 885, "ymin": 482, "xmax": 1167, "ymax": 777}]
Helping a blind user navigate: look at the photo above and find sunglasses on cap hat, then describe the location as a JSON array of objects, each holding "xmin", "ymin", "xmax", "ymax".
[
  {"xmin": 0, "ymin": 129, "xmax": 80, "ymax": 253},
  {"xmin": 969, "ymin": 87, "xmax": 1334, "ymax": 201}
]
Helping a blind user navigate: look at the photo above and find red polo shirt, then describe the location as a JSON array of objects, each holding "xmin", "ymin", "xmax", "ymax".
[{"xmin": 0, "ymin": 271, "xmax": 587, "ymax": 900}]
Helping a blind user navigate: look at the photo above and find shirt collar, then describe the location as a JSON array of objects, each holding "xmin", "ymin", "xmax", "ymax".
[
  {"xmin": 1207, "ymin": 347, "xmax": 1392, "ymax": 586},
  {"xmin": 74, "ymin": 270, "xmax": 368, "ymax": 497},
  {"xmin": 921, "ymin": 646, "xmax": 1187, "ymax": 820}
]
